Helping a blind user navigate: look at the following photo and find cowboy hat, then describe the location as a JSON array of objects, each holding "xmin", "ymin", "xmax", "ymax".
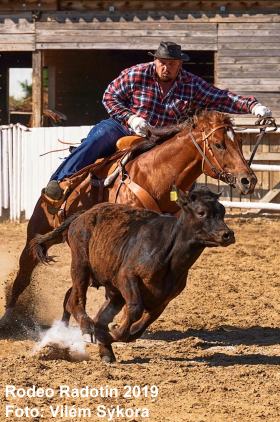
[{"xmin": 148, "ymin": 41, "xmax": 190, "ymax": 62}]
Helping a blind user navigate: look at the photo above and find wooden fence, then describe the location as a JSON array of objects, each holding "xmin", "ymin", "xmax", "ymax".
[{"xmin": 0, "ymin": 124, "xmax": 279, "ymax": 221}]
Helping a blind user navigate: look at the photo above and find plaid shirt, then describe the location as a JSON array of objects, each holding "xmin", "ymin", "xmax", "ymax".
[{"xmin": 103, "ymin": 62, "xmax": 258, "ymax": 130}]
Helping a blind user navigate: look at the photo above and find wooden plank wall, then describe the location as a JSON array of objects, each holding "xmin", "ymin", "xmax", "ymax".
[
  {"xmin": 36, "ymin": 21, "xmax": 217, "ymax": 50},
  {"xmin": 216, "ymin": 23, "xmax": 280, "ymax": 123},
  {"xmin": 0, "ymin": 1, "xmax": 279, "ymax": 12},
  {"xmin": 56, "ymin": 1, "xmax": 280, "ymax": 11},
  {"xmin": 0, "ymin": 14, "xmax": 35, "ymax": 51},
  {"xmin": 0, "ymin": 1, "xmax": 57, "ymax": 11}
]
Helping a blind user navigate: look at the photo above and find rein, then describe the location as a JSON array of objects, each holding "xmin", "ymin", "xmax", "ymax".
[
  {"xmin": 233, "ymin": 117, "xmax": 277, "ymax": 165},
  {"xmin": 247, "ymin": 117, "xmax": 277, "ymax": 166}
]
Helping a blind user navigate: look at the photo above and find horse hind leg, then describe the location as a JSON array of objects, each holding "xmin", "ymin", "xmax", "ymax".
[
  {"xmin": 0, "ymin": 242, "xmax": 41, "ymax": 327},
  {"xmin": 0, "ymin": 203, "xmax": 53, "ymax": 327}
]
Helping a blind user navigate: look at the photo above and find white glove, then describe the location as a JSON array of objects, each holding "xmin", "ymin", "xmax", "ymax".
[
  {"xmin": 128, "ymin": 115, "xmax": 150, "ymax": 137},
  {"xmin": 251, "ymin": 103, "xmax": 272, "ymax": 118}
]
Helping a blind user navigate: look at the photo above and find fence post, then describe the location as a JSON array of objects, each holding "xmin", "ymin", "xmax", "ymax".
[{"xmin": 32, "ymin": 50, "xmax": 43, "ymax": 128}]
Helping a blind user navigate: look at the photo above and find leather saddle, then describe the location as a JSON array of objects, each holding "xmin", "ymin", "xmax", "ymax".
[{"xmin": 41, "ymin": 135, "xmax": 144, "ymax": 210}]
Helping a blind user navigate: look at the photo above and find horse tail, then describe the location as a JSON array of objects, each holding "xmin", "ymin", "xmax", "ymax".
[{"xmin": 29, "ymin": 212, "xmax": 82, "ymax": 264}]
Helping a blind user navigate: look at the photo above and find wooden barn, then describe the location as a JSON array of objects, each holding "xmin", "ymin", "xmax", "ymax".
[
  {"xmin": 0, "ymin": 0, "xmax": 280, "ymax": 127},
  {"xmin": 0, "ymin": 0, "xmax": 279, "ymax": 215}
]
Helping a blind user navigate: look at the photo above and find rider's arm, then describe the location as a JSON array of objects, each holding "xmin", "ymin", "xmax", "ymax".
[
  {"xmin": 102, "ymin": 67, "xmax": 135, "ymax": 126},
  {"xmin": 191, "ymin": 74, "xmax": 259, "ymax": 114}
]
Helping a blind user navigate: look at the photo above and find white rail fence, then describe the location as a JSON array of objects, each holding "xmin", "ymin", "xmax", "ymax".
[
  {"xmin": 0, "ymin": 124, "xmax": 279, "ymax": 221},
  {"xmin": 0, "ymin": 124, "xmax": 91, "ymax": 220}
]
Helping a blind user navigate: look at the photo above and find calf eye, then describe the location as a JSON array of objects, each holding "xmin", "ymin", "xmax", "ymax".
[{"xmin": 197, "ymin": 210, "xmax": 206, "ymax": 218}]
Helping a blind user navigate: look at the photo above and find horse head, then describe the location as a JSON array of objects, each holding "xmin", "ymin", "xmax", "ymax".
[{"xmin": 190, "ymin": 111, "xmax": 257, "ymax": 194}]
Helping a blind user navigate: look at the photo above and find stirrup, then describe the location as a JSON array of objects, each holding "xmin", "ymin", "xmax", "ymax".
[{"xmin": 44, "ymin": 180, "xmax": 64, "ymax": 200}]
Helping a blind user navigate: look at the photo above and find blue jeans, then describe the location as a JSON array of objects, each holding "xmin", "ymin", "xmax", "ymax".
[{"xmin": 50, "ymin": 118, "xmax": 130, "ymax": 181}]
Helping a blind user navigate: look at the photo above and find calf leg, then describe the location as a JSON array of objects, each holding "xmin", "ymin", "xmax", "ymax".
[
  {"xmin": 61, "ymin": 287, "xmax": 72, "ymax": 325},
  {"xmin": 127, "ymin": 304, "xmax": 167, "ymax": 342},
  {"xmin": 66, "ymin": 264, "xmax": 94, "ymax": 341},
  {"xmin": 94, "ymin": 292, "xmax": 124, "ymax": 363},
  {"xmin": 109, "ymin": 276, "xmax": 144, "ymax": 342}
]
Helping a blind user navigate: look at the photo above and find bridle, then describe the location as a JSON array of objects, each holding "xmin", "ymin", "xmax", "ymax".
[
  {"xmin": 188, "ymin": 124, "xmax": 237, "ymax": 186},
  {"xmin": 188, "ymin": 117, "xmax": 277, "ymax": 184}
]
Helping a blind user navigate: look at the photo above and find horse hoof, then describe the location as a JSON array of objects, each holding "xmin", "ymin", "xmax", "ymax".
[
  {"xmin": 0, "ymin": 308, "xmax": 14, "ymax": 328},
  {"xmin": 83, "ymin": 333, "xmax": 96, "ymax": 344}
]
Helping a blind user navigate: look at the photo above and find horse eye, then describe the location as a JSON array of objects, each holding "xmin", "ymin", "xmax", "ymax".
[{"xmin": 215, "ymin": 143, "xmax": 224, "ymax": 150}]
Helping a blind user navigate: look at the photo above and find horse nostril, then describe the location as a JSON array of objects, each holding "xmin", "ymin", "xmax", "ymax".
[{"xmin": 241, "ymin": 177, "xmax": 250, "ymax": 186}]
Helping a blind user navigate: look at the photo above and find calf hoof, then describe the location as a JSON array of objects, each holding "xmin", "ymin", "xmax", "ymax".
[
  {"xmin": 108, "ymin": 322, "xmax": 119, "ymax": 331},
  {"xmin": 101, "ymin": 354, "xmax": 116, "ymax": 364},
  {"xmin": 108, "ymin": 322, "xmax": 120, "ymax": 339},
  {"xmin": 99, "ymin": 344, "xmax": 116, "ymax": 364},
  {"xmin": 61, "ymin": 311, "xmax": 71, "ymax": 326},
  {"xmin": 82, "ymin": 332, "xmax": 96, "ymax": 344},
  {"xmin": 109, "ymin": 322, "xmax": 125, "ymax": 341}
]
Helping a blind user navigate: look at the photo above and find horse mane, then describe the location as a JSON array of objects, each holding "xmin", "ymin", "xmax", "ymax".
[
  {"xmin": 147, "ymin": 110, "xmax": 233, "ymax": 142},
  {"xmin": 192, "ymin": 109, "xmax": 233, "ymax": 129},
  {"xmin": 127, "ymin": 110, "xmax": 233, "ymax": 161}
]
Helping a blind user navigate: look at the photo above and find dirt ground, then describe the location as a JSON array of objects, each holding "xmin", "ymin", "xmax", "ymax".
[{"xmin": 0, "ymin": 216, "xmax": 280, "ymax": 422}]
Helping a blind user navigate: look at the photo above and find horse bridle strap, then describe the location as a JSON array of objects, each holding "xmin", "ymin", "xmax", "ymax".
[
  {"xmin": 201, "ymin": 124, "xmax": 229, "ymax": 141},
  {"xmin": 188, "ymin": 129, "xmax": 221, "ymax": 177}
]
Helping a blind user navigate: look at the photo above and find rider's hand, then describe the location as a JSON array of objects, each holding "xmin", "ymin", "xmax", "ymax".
[
  {"xmin": 128, "ymin": 115, "xmax": 150, "ymax": 137},
  {"xmin": 251, "ymin": 103, "xmax": 272, "ymax": 118}
]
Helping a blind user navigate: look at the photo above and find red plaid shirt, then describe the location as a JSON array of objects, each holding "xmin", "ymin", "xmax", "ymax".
[{"xmin": 103, "ymin": 62, "xmax": 258, "ymax": 131}]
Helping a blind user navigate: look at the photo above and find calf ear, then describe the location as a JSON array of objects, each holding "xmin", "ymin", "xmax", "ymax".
[
  {"xmin": 188, "ymin": 192, "xmax": 197, "ymax": 203},
  {"xmin": 171, "ymin": 185, "xmax": 189, "ymax": 206}
]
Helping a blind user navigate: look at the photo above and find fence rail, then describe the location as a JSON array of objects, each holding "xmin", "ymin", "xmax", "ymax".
[{"xmin": 0, "ymin": 124, "xmax": 279, "ymax": 221}]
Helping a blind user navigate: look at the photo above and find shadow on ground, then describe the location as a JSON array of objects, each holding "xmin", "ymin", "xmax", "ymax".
[{"xmin": 143, "ymin": 326, "xmax": 280, "ymax": 346}]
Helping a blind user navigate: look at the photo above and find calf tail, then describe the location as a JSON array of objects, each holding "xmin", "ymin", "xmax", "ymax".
[{"xmin": 29, "ymin": 212, "xmax": 82, "ymax": 264}]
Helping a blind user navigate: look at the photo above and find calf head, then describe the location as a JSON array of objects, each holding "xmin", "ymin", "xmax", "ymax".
[{"xmin": 176, "ymin": 185, "xmax": 235, "ymax": 247}]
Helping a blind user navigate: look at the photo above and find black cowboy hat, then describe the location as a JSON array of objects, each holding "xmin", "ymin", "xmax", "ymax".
[{"xmin": 148, "ymin": 41, "xmax": 190, "ymax": 62}]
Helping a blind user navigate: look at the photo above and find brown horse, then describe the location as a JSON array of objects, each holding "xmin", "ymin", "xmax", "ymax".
[{"xmin": 1, "ymin": 110, "xmax": 256, "ymax": 325}]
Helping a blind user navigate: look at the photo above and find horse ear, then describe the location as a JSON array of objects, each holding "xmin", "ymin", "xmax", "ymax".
[
  {"xmin": 146, "ymin": 128, "xmax": 152, "ymax": 139},
  {"xmin": 192, "ymin": 114, "xmax": 198, "ymax": 128},
  {"xmin": 189, "ymin": 183, "xmax": 197, "ymax": 192}
]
